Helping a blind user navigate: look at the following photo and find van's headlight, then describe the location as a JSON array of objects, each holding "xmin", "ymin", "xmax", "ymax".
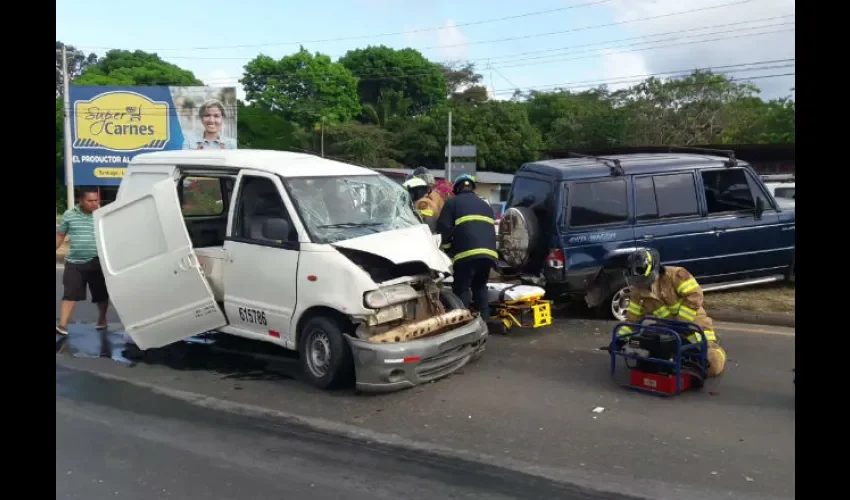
[{"xmin": 363, "ymin": 284, "xmax": 419, "ymax": 309}]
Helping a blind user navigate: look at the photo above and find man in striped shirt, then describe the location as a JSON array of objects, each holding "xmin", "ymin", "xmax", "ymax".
[{"xmin": 55, "ymin": 187, "xmax": 109, "ymax": 336}]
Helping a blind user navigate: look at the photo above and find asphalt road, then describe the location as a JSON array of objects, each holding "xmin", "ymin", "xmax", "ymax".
[
  {"xmin": 57, "ymin": 366, "xmax": 631, "ymax": 500},
  {"xmin": 55, "ymin": 268, "xmax": 795, "ymax": 500}
]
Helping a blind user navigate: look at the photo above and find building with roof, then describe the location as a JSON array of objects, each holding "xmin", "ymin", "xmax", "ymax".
[{"xmin": 372, "ymin": 167, "xmax": 515, "ymax": 204}]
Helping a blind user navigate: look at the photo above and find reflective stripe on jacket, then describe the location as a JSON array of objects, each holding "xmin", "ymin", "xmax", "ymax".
[
  {"xmin": 618, "ymin": 266, "xmax": 717, "ymax": 344},
  {"xmin": 436, "ymin": 191, "xmax": 498, "ymax": 264}
]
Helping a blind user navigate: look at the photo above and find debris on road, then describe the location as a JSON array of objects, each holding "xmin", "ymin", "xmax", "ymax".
[{"xmin": 592, "ymin": 407, "xmax": 605, "ymax": 413}]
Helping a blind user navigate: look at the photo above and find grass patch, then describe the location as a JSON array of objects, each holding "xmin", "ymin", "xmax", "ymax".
[{"xmin": 704, "ymin": 282, "xmax": 795, "ymax": 314}]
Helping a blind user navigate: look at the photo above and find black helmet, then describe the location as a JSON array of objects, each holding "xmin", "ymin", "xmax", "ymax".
[{"xmin": 626, "ymin": 248, "xmax": 661, "ymax": 288}]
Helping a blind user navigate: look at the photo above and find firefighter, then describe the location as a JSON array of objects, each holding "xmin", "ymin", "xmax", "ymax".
[
  {"xmin": 617, "ymin": 248, "xmax": 727, "ymax": 377},
  {"xmin": 402, "ymin": 176, "xmax": 438, "ymax": 232},
  {"xmin": 409, "ymin": 167, "xmax": 446, "ymax": 219},
  {"xmin": 436, "ymin": 174, "xmax": 498, "ymax": 324}
]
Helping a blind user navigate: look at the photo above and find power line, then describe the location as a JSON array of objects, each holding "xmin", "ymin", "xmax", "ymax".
[
  {"xmin": 76, "ymin": 0, "xmax": 616, "ymax": 52},
  {"xmin": 77, "ymin": 0, "xmax": 755, "ymax": 55},
  {"xmin": 154, "ymin": 15, "xmax": 792, "ymax": 63},
  {"xmin": 491, "ymin": 69, "xmax": 795, "ymax": 95},
  {"xmin": 190, "ymin": 28, "xmax": 795, "ymax": 85}
]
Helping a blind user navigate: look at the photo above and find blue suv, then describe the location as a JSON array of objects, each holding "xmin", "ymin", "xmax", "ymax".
[{"xmin": 496, "ymin": 150, "xmax": 795, "ymax": 320}]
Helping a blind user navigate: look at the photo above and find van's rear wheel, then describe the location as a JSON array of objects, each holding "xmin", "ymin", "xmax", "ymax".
[{"xmin": 298, "ymin": 316, "xmax": 354, "ymax": 390}]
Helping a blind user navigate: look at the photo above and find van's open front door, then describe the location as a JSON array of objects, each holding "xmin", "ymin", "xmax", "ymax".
[{"xmin": 94, "ymin": 177, "xmax": 228, "ymax": 350}]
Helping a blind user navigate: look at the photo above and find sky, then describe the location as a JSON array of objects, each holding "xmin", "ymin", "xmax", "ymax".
[{"xmin": 56, "ymin": 0, "xmax": 795, "ymax": 102}]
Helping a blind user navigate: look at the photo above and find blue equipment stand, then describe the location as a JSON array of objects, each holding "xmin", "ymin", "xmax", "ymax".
[{"xmin": 609, "ymin": 317, "xmax": 709, "ymax": 397}]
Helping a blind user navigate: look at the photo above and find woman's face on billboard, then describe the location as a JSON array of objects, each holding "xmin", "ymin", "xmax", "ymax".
[{"xmin": 201, "ymin": 105, "xmax": 223, "ymax": 135}]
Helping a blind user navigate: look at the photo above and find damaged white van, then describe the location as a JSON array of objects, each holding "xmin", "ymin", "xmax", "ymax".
[{"xmin": 95, "ymin": 150, "xmax": 488, "ymax": 392}]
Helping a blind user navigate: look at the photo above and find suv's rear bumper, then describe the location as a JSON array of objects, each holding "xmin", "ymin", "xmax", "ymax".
[{"xmin": 345, "ymin": 316, "xmax": 488, "ymax": 393}]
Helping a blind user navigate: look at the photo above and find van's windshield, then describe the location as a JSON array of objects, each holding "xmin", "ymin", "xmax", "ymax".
[{"xmin": 284, "ymin": 175, "xmax": 422, "ymax": 244}]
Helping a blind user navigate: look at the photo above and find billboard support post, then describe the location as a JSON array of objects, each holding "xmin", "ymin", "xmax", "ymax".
[{"xmin": 61, "ymin": 45, "xmax": 75, "ymax": 210}]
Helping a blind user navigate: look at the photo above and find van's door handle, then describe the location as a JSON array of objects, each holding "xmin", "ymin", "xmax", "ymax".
[{"xmin": 641, "ymin": 234, "xmax": 654, "ymax": 240}]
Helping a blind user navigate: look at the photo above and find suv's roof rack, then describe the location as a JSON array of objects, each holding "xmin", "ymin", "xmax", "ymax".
[
  {"xmin": 566, "ymin": 152, "xmax": 625, "ymax": 176},
  {"xmin": 667, "ymin": 145, "xmax": 737, "ymax": 167}
]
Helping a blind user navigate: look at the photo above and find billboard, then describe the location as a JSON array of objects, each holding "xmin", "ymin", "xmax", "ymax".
[{"xmin": 67, "ymin": 85, "xmax": 238, "ymax": 186}]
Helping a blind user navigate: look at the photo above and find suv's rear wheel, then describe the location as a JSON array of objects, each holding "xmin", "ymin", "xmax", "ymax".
[{"xmin": 593, "ymin": 279, "xmax": 630, "ymax": 322}]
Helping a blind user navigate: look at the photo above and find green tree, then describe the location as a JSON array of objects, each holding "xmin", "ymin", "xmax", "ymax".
[
  {"xmin": 525, "ymin": 88, "xmax": 627, "ymax": 148},
  {"xmin": 74, "ymin": 49, "xmax": 202, "ymax": 86},
  {"xmin": 612, "ymin": 70, "xmax": 760, "ymax": 145},
  {"xmin": 241, "ymin": 48, "xmax": 361, "ymax": 129},
  {"xmin": 236, "ymin": 101, "xmax": 310, "ymax": 150},
  {"xmin": 440, "ymin": 62, "xmax": 488, "ymax": 104},
  {"xmin": 323, "ymin": 121, "xmax": 403, "ymax": 167},
  {"xmin": 720, "ymin": 97, "xmax": 795, "ymax": 144},
  {"xmin": 56, "ymin": 41, "xmax": 99, "ymax": 97},
  {"xmin": 339, "ymin": 45, "xmax": 447, "ymax": 118}
]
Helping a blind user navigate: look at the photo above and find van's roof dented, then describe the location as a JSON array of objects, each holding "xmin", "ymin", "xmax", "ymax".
[{"xmin": 127, "ymin": 149, "xmax": 379, "ymax": 178}]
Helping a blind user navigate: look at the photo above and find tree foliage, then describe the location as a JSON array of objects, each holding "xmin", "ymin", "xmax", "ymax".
[
  {"xmin": 55, "ymin": 43, "xmax": 795, "ymax": 207},
  {"xmin": 74, "ymin": 49, "xmax": 202, "ymax": 86},
  {"xmin": 339, "ymin": 46, "xmax": 447, "ymax": 118},
  {"xmin": 241, "ymin": 48, "xmax": 361, "ymax": 129}
]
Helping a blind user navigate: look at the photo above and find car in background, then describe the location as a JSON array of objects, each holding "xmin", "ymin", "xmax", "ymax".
[
  {"xmin": 762, "ymin": 174, "xmax": 795, "ymax": 201},
  {"xmin": 491, "ymin": 201, "xmax": 506, "ymax": 235}
]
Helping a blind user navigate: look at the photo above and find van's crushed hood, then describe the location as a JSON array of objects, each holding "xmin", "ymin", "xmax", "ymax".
[{"xmin": 331, "ymin": 225, "xmax": 451, "ymax": 273}]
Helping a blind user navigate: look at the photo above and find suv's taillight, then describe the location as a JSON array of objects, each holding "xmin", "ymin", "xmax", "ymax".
[{"xmin": 546, "ymin": 248, "xmax": 565, "ymax": 269}]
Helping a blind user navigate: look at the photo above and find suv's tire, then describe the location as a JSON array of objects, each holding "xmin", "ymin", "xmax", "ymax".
[
  {"xmin": 596, "ymin": 281, "xmax": 631, "ymax": 322},
  {"xmin": 298, "ymin": 316, "xmax": 354, "ymax": 390},
  {"xmin": 497, "ymin": 206, "xmax": 540, "ymax": 268}
]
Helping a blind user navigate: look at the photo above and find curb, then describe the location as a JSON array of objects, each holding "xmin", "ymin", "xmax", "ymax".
[{"xmin": 712, "ymin": 309, "xmax": 795, "ymax": 328}]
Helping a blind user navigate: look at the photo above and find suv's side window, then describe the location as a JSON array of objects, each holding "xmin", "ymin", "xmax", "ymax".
[
  {"xmin": 569, "ymin": 178, "xmax": 628, "ymax": 227},
  {"xmin": 701, "ymin": 168, "xmax": 757, "ymax": 214},
  {"xmin": 634, "ymin": 173, "xmax": 700, "ymax": 221},
  {"xmin": 232, "ymin": 175, "xmax": 297, "ymax": 244}
]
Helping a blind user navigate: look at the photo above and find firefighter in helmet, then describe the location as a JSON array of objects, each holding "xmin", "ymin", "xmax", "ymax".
[
  {"xmin": 409, "ymin": 167, "xmax": 445, "ymax": 218},
  {"xmin": 618, "ymin": 248, "xmax": 727, "ymax": 377},
  {"xmin": 402, "ymin": 176, "xmax": 438, "ymax": 232},
  {"xmin": 436, "ymin": 174, "xmax": 498, "ymax": 324}
]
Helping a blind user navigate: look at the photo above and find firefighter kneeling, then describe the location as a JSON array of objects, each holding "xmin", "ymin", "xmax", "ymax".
[{"xmin": 618, "ymin": 248, "xmax": 727, "ymax": 377}]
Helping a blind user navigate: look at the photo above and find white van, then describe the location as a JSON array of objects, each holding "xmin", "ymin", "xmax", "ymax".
[{"xmin": 95, "ymin": 150, "xmax": 488, "ymax": 393}]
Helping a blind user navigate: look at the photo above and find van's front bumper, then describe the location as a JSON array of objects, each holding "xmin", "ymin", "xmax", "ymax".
[{"xmin": 345, "ymin": 316, "xmax": 488, "ymax": 393}]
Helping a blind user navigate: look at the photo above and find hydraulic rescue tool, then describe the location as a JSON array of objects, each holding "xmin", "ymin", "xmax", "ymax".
[{"xmin": 608, "ymin": 317, "xmax": 709, "ymax": 397}]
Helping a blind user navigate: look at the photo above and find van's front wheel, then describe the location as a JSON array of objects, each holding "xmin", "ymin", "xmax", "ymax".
[{"xmin": 298, "ymin": 316, "xmax": 354, "ymax": 390}]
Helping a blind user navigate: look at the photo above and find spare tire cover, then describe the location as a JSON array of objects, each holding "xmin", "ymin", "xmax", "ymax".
[{"xmin": 497, "ymin": 206, "xmax": 540, "ymax": 268}]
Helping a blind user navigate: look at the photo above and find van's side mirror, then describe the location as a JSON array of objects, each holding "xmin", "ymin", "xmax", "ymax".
[
  {"xmin": 755, "ymin": 196, "xmax": 765, "ymax": 219},
  {"xmin": 262, "ymin": 218, "xmax": 291, "ymax": 242}
]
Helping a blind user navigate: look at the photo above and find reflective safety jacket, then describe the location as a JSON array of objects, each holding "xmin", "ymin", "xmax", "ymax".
[
  {"xmin": 436, "ymin": 191, "xmax": 498, "ymax": 264},
  {"xmin": 414, "ymin": 191, "xmax": 444, "ymax": 232},
  {"xmin": 619, "ymin": 266, "xmax": 717, "ymax": 344}
]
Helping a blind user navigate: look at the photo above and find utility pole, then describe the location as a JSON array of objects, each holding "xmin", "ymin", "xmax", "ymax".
[
  {"xmin": 61, "ymin": 45, "xmax": 75, "ymax": 210},
  {"xmin": 446, "ymin": 111, "xmax": 452, "ymax": 181},
  {"xmin": 320, "ymin": 116, "xmax": 325, "ymax": 157}
]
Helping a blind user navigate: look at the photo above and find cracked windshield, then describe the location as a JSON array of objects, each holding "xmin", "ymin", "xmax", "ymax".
[{"xmin": 286, "ymin": 175, "xmax": 421, "ymax": 243}]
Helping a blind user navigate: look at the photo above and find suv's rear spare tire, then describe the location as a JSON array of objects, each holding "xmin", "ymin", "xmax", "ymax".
[{"xmin": 497, "ymin": 206, "xmax": 540, "ymax": 268}]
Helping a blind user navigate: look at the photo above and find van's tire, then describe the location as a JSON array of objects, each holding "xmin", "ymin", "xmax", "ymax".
[
  {"xmin": 497, "ymin": 206, "xmax": 540, "ymax": 268},
  {"xmin": 298, "ymin": 316, "xmax": 354, "ymax": 390},
  {"xmin": 439, "ymin": 288, "xmax": 465, "ymax": 310}
]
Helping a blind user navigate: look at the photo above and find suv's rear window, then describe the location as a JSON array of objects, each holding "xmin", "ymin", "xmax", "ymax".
[{"xmin": 568, "ymin": 178, "xmax": 628, "ymax": 227}]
